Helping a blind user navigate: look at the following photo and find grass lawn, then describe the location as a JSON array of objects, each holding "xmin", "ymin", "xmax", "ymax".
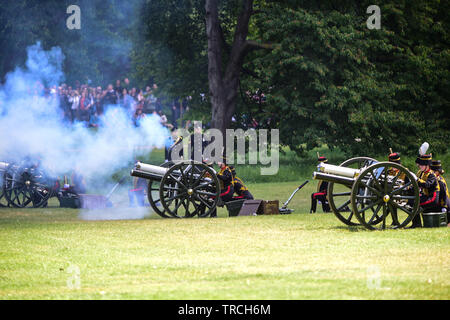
[{"xmin": 0, "ymin": 181, "xmax": 448, "ymax": 300}]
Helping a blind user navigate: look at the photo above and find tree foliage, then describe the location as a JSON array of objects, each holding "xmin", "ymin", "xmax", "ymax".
[
  {"xmin": 0, "ymin": 0, "xmax": 142, "ymax": 86},
  {"xmin": 247, "ymin": 0, "xmax": 449, "ymax": 156}
]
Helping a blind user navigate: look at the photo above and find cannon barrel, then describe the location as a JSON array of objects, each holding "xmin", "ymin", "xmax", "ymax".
[
  {"xmin": 130, "ymin": 162, "xmax": 168, "ymax": 181},
  {"xmin": 0, "ymin": 161, "xmax": 9, "ymax": 171},
  {"xmin": 130, "ymin": 161, "xmax": 216, "ymax": 183},
  {"xmin": 312, "ymin": 171, "xmax": 355, "ymax": 187},
  {"xmin": 313, "ymin": 163, "xmax": 361, "ymax": 187},
  {"xmin": 317, "ymin": 163, "xmax": 361, "ymax": 178}
]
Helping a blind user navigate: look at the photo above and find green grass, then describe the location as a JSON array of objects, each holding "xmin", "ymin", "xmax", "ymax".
[{"xmin": 0, "ymin": 181, "xmax": 449, "ymax": 300}]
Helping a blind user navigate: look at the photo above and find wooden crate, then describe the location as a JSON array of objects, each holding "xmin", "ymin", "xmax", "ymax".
[{"xmin": 238, "ymin": 200, "xmax": 279, "ymax": 216}]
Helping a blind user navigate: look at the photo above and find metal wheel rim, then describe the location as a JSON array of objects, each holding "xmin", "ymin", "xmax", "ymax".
[
  {"xmin": 147, "ymin": 161, "xmax": 173, "ymax": 218},
  {"xmin": 4, "ymin": 167, "xmax": 52, "ymax": 208},
  {"xmin": 159, "ymin": 161, "xmax": 220, "ymax": 218},
  {"xmin": 351, "ymin": 162, "xmax": 420, "ymax": 230},
  {"xmin": 328, "ymin": 157, "xmax": 377, "ymax": 226}
]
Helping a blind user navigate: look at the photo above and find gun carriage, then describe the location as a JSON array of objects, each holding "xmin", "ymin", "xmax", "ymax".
[
  {"xmin": 0, "ymin": 160, "xmax": 58, "ymax": 208},
  {"xmin": 313, "ymin": 157, "xmax": 420, "ymax": 230},
  {"xmin": 130, "ymin": 160, "xmax": 221, "ymax": 218}
]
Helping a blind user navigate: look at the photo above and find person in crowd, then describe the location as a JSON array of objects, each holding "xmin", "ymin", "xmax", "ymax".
[
  {"xmin": 114, "ymin": 79, "xmax": 123, "ymax": 99},
  {"xmin": 68, "ymin": 90, "xmax": 80, "ymax": 123},
  {"xmin": 102, "ymin": 84, "xmax": 118, "ymax": 106},
  {"xmin": 78, "ymin": 90, "xmax": 90, "ymax": 124},
  {"xmin": 133, "ymin": 108, "xmax": 147, "ymax": 127}
]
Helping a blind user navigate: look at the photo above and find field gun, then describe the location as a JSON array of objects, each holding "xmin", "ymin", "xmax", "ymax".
[
  {"xmin": 0, "ymin": 160, "xmax": 59, "ymax": 208},
  {"xmin": 312, "ymin": 157, "xmax": 420, "ymax": 230},
  {"xmin": 131, "ymin": 160, "xmax": 221, "ymax": 218}
]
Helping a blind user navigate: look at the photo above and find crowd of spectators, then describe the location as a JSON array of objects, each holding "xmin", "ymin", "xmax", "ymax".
[
  {"xmin": 40, "ymin": 78, "xmax": 183, "ymax": 129},
  {"xmin": 35, "ymin": 78, "xmax": 265, "ymax": 131}
]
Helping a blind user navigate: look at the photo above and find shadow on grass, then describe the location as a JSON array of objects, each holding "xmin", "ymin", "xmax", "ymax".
[{"xmin": 332, "ymin": 225, "xmax": 369, "ymax": 232}]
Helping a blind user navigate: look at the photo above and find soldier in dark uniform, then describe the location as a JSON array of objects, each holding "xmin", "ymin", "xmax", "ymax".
[
  {"xmin": 411, "ymin": 154, "xmax": 441, "ymax": 228},
  {"xmin": 71, "ymin": 169, "xmax": 86, "ymax": 194},
  {"xmin": 190, "ymin": 123, "xmax": 208, "ymax": 162},
  {"xmin": 310, "ymin": 156, "xmax": 330, "ymax": 213},
  {"xmin": 128, "ymin": 176, "xmax": 147, "ymax": 207},
  {"xmin": 217, "ymin": 157, "xmax": 234, "ymax": 203},
  {"xmin": 431, "ymin": 160, "xmax": 449, "ymax": 221},
  {"xmin": 229, "ymin": 166, "xmax": 254, "ymax": 200},
  {"xmin": 387, "ymin": 151, "xmax": 405, "ymax": 226}
]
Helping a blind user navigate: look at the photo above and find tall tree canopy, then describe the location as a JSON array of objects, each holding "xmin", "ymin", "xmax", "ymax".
[
  {"xmin": 0, "ymin": 0, "xmax": 142, "ymax": 86},
  {"xmin": 246, "ymin": 0, "xmax": 449, "ymax": 155},
  {"xmin": 134, "ymin": 0, "xmax": 448, "ymax": 156}
]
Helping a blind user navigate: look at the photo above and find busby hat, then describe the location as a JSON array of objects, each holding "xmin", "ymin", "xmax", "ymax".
[
  {"xmin": 431, "ymin": 160, "xmax": 444, "ymax": 173},
  {"xmin": 416, "ymin": 154, "xmax": 432, "ymax": 166},
  {"xmin": 388, "ymin": 152, "xmax": 401, "ymax": 163},
  {"xmin": 318, "ymin": 156, "xmax": 328, "ymax": 163}
]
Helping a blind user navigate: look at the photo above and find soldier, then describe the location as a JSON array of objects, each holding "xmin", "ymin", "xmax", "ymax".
[
  {"xmin": 431, "ymin": 160, "xmax": 449, "ymax": 221},
  {"xmin": 411, "ymin": 154, "xmax": 441, "ymax": 228},
  {"xmin": 387, "ymin": 151, "xmax": 405, "ymax": 226},
  {"xmin": 229, "ymin": 166, "xmax": 254, "ymax": 200},
  {"xmin": 217, "ymin": 157, "xmax": 234, "ymax": 203},
  {"xmin": 128, "ymin": 176, "xmax": 147, "ymax": 207},
  {"xmin": 310, "ymin": 156, "xmax": 330, "ymax": 213}
]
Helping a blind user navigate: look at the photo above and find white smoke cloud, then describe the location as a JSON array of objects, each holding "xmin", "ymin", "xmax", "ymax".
[{"xmin": 0, "ymin": 42, "xmax": 168, "ymax": 189}]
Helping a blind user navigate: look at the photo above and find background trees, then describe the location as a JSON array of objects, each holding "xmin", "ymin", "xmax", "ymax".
[{"xmin": 0, "ymin": 0, "xmax": 448, "ymax": 156}]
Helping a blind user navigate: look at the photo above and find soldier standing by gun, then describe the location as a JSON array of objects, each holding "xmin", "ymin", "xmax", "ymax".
[
  {"xmin": 431, "ymin": 160, "xmax": 450, "ymax": 223},
  {"xmin": 411, "ymin": 154, "xmax": 440, "ymax": 228},
  {"xmin": 310, "ymin": 155, "xmax": 330, "ymax": 213}
]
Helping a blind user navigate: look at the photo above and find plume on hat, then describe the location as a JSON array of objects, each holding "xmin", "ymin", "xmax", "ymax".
[{"xmin": 419, "ymin": 142, "xmax": 429, "ymax": 156}]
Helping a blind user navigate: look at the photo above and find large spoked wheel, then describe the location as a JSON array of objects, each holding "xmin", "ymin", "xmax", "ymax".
[
  {"xmin": 159, "ymin": 161, "xmax": 220, "ymax": 218},
  {"xmin": 351, "ymin": 162, "xmax": 420, "ymax": 230},
  {"xmin": 147, "ymin": 161, "xmax": 173, "ymax": 218},
  {"xmin": 4, "ymin": 167, "xmax": 52, "ymax": 208},
  {"xmin": 328, "ymin": 157, "xmax": 378, "ymax": 226},
  {"xmin": 0, "ymin": 172, "xmax": 7, "ymax": 207}
]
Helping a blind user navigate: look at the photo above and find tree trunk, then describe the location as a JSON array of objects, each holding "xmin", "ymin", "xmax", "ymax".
[{"xmin": 205, "ymin": 0, "xmax": 255, "ymax": 141}]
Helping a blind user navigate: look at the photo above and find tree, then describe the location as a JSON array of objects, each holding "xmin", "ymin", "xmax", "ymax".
[
  {"xmin": 205, "ymin": 0, "xmax": 271, "ymax": 137},
  {"xmin": 133, "ymin": 0, "xmax": 272, "ymax": 135},
  {"xmin": 0, "ymin": 0, "xmax": 142, "ymax": 86},
  {"xmin": 247, "ymin": 0, "xmax": 449, "ymax": 156}
]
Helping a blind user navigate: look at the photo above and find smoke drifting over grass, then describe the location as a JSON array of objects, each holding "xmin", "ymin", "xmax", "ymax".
[{"xmin": 0, "ymin": 42, "xmax": 168, "ymax": 191}]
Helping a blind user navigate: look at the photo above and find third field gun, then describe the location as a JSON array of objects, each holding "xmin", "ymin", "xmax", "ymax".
[
  {"xmin": 130, "ymin": 160, "xmax": 221, "ymax": 218},
  {"xmin": 313, "ymin": 157, "xmax": 420, "ymax": 230},
  {"xmin": 0, "ymin": 160, "xmax": 59, "ymax": 208}
]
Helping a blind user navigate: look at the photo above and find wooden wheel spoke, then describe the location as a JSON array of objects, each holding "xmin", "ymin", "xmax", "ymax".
[
  {"xmin": 390, "ymin": 199, "xmax": 413, "ymax": 216},
  {"xmin": 196, "ymin": 190, "xmax": 217, "ymax": 197},
  {"xmin": 164, "ymin": 191, "xmax": 187, "ymax": 203},
  {"xmin": 337, "ymin": 199, "xmax": 351, "ymax": 212},
  {"xmin": 361, "ymin": 183, "xmax": 382, "ymax": 197},
  {"xmin": 368, "ymin": 203, "xmax": 382, "ymax": 224},
  {"xmin": 333, "ymin": 192, "xmax": 351, "ymax": 197},
  {"xmin": 358, "ymin": 199, "xmax": 383, "ymax": 214},
  {"xmin": 169, "ymin": 174, "xmax": 187, "ymax": 190},
  {"xmin": 194, "ymin": 194, "xmax": 214, "ymax": 209},
  {"xmin": 391, "ymin": 181, "xmax": 412, "ymax": 196}
]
